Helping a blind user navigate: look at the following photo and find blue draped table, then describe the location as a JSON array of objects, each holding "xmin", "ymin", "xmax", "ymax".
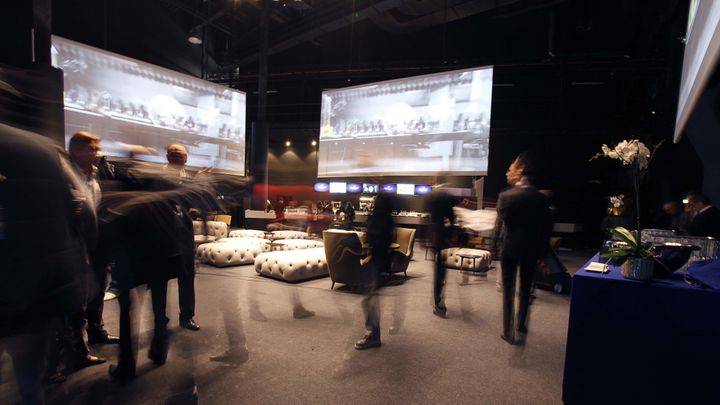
[{"xmin": 562, "ymin": 256, "xmax": 720, "ymax": 404}]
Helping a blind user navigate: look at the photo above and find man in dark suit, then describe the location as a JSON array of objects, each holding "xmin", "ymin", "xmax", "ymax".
[
  {"xmin": 164, "ymin": 143, "xmax": 200, "ymax": 331},
  {"xmin": 493, "ymin": 153, "xmax": 551, "ymax": 345},
  {"xmin": 426, "ymin": 184, "xmax": 459, "ymax": 317},
  {"xmin": 686, "ymin": 192, "xmax": 720, "ymax": 239}
]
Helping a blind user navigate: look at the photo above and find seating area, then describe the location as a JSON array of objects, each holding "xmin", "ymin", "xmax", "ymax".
[{"xmin": 197, "ymin": 226, "xmax": 452, "ymax": 286}]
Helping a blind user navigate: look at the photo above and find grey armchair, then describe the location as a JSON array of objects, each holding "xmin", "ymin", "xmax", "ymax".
[{"xmin": 323, "ymin": 229, "xmax": 373, "ymax": 289}]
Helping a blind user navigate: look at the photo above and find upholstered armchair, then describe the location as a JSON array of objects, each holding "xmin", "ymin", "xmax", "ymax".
[
  {"xmin": 389, "ymin": 227, "xmax": 417, "ymax": 277},
  {"xmin": 323, "ymin": 229, "xmax": 373, "ymax": 289}
]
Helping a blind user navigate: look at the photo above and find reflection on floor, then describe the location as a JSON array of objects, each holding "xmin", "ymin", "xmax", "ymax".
[{"xmin": 0, "ymin": 248, "xmax": 595, "ymax": 405}]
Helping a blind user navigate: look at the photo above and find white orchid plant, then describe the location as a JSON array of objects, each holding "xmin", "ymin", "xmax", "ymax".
[
  {"xmin": 591, "ymin": 138, "xmax": 664, "ymax": 244},
  {"xmin": 599, "ymin": 140, "xmax": 653, "ymax": 169},
  {"xmin": 609, "ymin": 194, "xmax": 625, "ymax": 208}
]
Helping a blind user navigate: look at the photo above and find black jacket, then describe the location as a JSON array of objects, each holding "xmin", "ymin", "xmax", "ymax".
[
  {"xmin": 493, "ymin": 185, "xmax": 552, "ymax": 260},
  {"xmin": 688, "ymin": 206, "xmax": 720, "ymax": 239}
]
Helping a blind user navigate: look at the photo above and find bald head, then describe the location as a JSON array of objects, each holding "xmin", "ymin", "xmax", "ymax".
[{"xmin": 166, "ymin": 143, "xmax": 188, "ymax": 167}]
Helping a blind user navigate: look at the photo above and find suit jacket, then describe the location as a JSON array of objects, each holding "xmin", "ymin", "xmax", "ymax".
[
  {"xmin": 688, "ymin": 206, "xmax": 720, "ymax": 239},
  {"xmin": 493, "ymin": 185, "xmax": 552, "ymax": 260},
  {"xmin": 426, "ymin": 189, "xmax": 458, "ymax": 249}
]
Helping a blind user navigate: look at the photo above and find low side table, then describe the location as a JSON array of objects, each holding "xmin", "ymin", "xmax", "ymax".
[{"xmin": 456, "ymin": 253, "xmax": 487, "ymax": 284}]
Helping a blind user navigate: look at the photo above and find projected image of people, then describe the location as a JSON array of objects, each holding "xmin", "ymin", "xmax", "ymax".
[
  {"xmin": 51, "ymin": 36, "xmax": 247, "ymax": 175},
  {"xmin": 318, "ymin": 66, "xmax": 492, "ymax": 177}
]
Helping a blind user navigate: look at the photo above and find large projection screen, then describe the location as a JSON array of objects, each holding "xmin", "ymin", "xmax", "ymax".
[
  {"xmin": 674, "ymin": 0, "xmax": 720, "ymax": 143},
  {"xmin": 51, "ymin": 36, "xmax": 246, "ymax": 174},
  {"xmin": 317, "ymin": 66, "xmax": 493, "ymax": 177}
]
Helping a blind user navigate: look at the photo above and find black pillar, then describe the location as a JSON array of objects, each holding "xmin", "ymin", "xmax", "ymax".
[
  {"xmin": 0, "ymin": 0, "xmax": 64, "ymax": 144},
  {"xmin": 251, "ymin": 0, "xmax": 270, "ymax": 209}
]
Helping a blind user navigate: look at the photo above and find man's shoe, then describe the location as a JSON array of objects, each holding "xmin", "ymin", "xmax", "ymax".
[
  {"xmin": 433, "ymin": 304, "xmax": 447, "ymax": 318},
  {"xmin": 354, "ymin": 332, "xmax": 381, "ymax": 350},
  {"xmin": 109, "ymin": 363, "xmax": 136, "ymax": 381},
  {"xmin": 75, "ymin": 354, "xmax": 106, "ymax": 370},
  {"xmin": 501, "ymin": 334, "xmax": 517, "ymax": 345},
  {"xmin": 88, "ymin": 332, "xmax": 120, "ymax": 345},
  {"xmin": 292, "ymin": 308, "xmax": 315, "ymax": 319},
  {"xmin": 180, "ymin": 318, "xmax": 200, "ymax": 331}
]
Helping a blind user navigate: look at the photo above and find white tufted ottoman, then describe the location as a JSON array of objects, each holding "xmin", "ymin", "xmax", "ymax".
[
  {"xmin": 194, "ymin": 235, "xmax": 216, "ymax": 244},
  {"xmin": 229, "ymin": 229, "xmax": 266, "ymax": 239},
  {"xmin": 197, "ymin": 241, "xmax": 264, "ymax": 267},
  {"xmin": 269, "ymin": 230, "xmax": 308, "ymax": 241},
  {"xmin": 441, "ymin": 248, "xmax": 492, "ymax": 272},
  {"xmin": 254, "ymin": 248, "xmax": 328, "ymax": 282},
  {"xmin": 271, "ymin": 239, "xmax": 324, "ymax": 251},
  {"xmin": 193, "ymin": 221, "xmax": 228, "ymax": 239},
  {"xmin": 217, "ymin": 237, "xmax": 271, "ymax": 252}
]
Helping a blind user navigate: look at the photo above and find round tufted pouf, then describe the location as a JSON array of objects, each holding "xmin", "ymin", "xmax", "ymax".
[
  {"xmin": 271, "ymin": 239, "xmax": 324, "ymax": 251},
  {"xmin": 440, "ymin": 247, "xmax": 492, "ymax": 272},
  {"xmin": 254, "ymin": 247, "xmax": 328, "ymax": 282},
  {"xmin": 217, "ymin": 237, "xmax": 271, "ymax": 252},
  {"xmin": 196, "ymin": 241, "xmax": 264, "ymax": 267},
  {"xmin": 269, "ymin": 230, "xmax": 308, "ymax": 241},
  {"xmin": 228, "ymin": 229, "xmax": 266, "ymax": 239}
]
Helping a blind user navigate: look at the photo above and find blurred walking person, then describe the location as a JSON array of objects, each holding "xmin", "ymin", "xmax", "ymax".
[{"xmin": 493, "ymin": 153, "xmax": 551, "ymax": 345}]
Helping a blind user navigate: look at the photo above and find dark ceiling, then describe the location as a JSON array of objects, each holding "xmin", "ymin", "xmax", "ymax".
[{"xmin": 51, "ymin": 0, "xmax": 688, "ymax": 137}]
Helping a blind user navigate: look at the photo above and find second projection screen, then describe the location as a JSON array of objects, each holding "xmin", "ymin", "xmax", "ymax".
[{"xmin": 318, "ymin": 66, "xmax": 493, "ymax": 177}]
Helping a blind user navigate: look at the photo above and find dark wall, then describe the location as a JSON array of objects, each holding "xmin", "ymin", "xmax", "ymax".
[{"xmin": 0, "ymin": 0, "xmax": 64, "ymax": 144}]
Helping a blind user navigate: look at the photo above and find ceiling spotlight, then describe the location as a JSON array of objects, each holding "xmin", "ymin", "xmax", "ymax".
[
  {"xmin": 188, "ymin": 31, "xmax": 202, "ymax": 45},
  {"xmin": 285, "ymin": 140, "xmax": 291, "ymax": 147},
  {"xmin": 311, "ymin": 140, "xmax": 317, "ymax": 146}
]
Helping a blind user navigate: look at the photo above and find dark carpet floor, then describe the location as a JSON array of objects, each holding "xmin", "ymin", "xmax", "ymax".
[{"xmin": 1, "ymin": 247, "xmax": 595, "ymax": 405}]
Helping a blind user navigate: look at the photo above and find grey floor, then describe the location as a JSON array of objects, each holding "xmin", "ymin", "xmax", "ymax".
[{"xmin": 1, "ymin": 247, "xmax": 594, "ymax": 405}]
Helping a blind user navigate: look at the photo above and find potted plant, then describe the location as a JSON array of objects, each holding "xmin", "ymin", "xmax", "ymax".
[
  {"xmin": 591, "ymin": 139, "xmax": 662, "ymax": 237},
  {"xmin": 600, "ymin": 227, "xmax": 654, "ymax": 280}
]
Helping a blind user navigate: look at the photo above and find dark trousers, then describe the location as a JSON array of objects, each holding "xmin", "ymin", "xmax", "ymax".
[
  {"xmin": 501, "ymin": 254, "xmax": 537, "ymax": 338},
  {"xmin": 361, "ymin": 272, "xmax": 381, "ymax": 337},
  {"xmin": 178, "ymin": 270, "xmax": 195, "ymax": 322},
  {"xmin": 117, "ymin": 279, "xmax": 169, "ymax": 369},
  {"xmin": 86, "ymin": 263, "xmax": 109, "ymax": 336},
  {"xmin": 433, "ymin": 249, "xmax": 447, "ymax": 307},
  {"xmin": 67, "ymin": 258, "xmax": 109, "ymax": 365}
]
